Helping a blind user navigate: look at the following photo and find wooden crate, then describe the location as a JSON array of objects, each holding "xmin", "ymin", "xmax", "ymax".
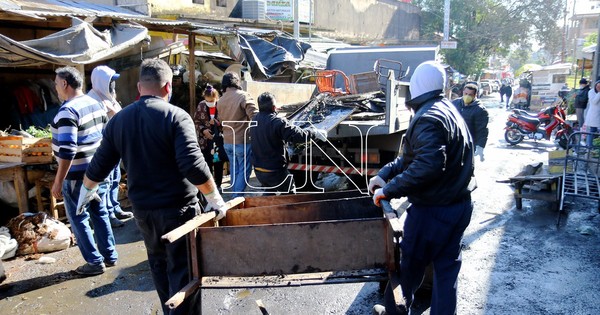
[{"xmin": 0, "ymin": 136, "xmax": 53, "ymax": 164}]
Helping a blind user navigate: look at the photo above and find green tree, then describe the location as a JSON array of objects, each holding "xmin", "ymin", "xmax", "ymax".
[
  {"xmin": 413, "ymin": 0, "xmax": 565, "ymax": 76},
  {"xmin": 585, "ymin": 33, "xmax": 598, "ymax": 47}
]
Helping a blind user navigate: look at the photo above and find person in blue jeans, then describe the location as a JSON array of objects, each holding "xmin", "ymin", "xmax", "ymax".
[
  {"xmin": 370, "ymin": 61, "xmax": 475, "ymax": 315},
  {"xmin": 105, "ymin": 165, "xmax": 133, "ymax": 227},
  {"xmin": 217, "ymin": 73, "xmax": 258, "ymax": 198},
  {"xmin": 87, "ymin": 65, "xmax": 133, "ymax": 228},
  {"xmin": 223, "ymin": 143, "xmax": 253, "ymax": 198},
  {"xmin": 50, "ymin": 66, "xmax": 117, "ymax": 276},
  {"xmin": 62, "ymin": 180, "xmax": 117, "ymax": 268}
]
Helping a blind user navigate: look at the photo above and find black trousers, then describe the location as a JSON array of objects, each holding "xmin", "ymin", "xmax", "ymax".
[
  {"xmin": 399, "ymin": 198, "xmax": 473, "ymax": 315},
  {"xmin": 255, "ymin": 168, "xmax": 296, "ymax": 195},
  {"xmin": 201, "ymin": 147, "xmax": 224, "ymax": 188},
  {"xmin": 132, "ymin": 203, "xmax": 200, "ymax": 315}
]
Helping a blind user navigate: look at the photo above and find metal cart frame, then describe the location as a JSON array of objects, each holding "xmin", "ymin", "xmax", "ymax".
[{"xmin": 559, "ymin": 131, "xmax": 600, "ymax": 225}]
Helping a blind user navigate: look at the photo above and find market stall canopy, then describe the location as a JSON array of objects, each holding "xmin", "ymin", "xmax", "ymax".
[
  {"xmin": 582, "ymin": 44, "xmax": 595, "ymax": 60},
  {"xmin": 0, "ymin": 17, "xmax": 148, "ymax": 67}
]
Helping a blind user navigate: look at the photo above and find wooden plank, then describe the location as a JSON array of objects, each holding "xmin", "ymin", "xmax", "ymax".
[
  {"xmin": 162, "ymin": 198, "xmax": 245, "ymax": 243},
  {"xmin": 166, "ymin": 279, "xmax": 201, "ymax": 310},
  {"xmin": 162, "ymin": 212, "xmax": 216, "ymax": 244},
  {"xmin": 199, "ymin": 218, "xmax": 389, "ymax": 276},
  {"xmin": 517, "ymin": 191, "xmax": 560, "ymax": 202},
  {"xmin": 201, "ymin": 268, "xmax": 388, "ymax": 288},
  {"xmin": 224, "ymin": 196, "xmax": 380, "ymax": 226},
  {"xmin": 241, "ymin": 191, "xmax": 363, "ymax": 208}
]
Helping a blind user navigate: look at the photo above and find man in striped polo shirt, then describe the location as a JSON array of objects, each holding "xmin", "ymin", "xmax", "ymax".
[{"xmin": 50, "ymin": 66, "xmax": 118, "ymax": 276}]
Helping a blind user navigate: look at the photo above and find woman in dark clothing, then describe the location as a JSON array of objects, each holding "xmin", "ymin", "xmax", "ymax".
[{"xmin": 193, "ymin": 85, "xmax": 227, "ymax": 190}]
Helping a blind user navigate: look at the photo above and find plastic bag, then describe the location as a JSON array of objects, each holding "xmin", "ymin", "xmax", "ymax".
[
  {"xmin": 6, "ymin": 213, "xmax": 71, "ymax": 256},
  {"xmin": 0, "ymin": 226, "xmax": 17, "ymax": 260}
]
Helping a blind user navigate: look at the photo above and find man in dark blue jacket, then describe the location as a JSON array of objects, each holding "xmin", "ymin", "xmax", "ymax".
[
  {"xmin": 452, "ymin": 83, "xmax": 489, "ymax": 162},
  {"xmin": 250, "ymin": 92, "xmax": 326, "ymax": 194},
  {"xmin": 369, "ymin": 61, "xmax": 476, "ymax": 315}
]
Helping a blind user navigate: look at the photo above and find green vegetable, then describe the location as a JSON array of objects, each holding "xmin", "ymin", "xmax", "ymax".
[{"xmin": 25, "ymin": 126, "xmax": 52, "ymax": 139}]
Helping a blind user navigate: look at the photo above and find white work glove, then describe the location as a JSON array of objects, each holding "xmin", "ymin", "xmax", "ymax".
[
  {"xmin": 368, "ymin": 175, "xmax": 386, "ymax": 194},
  {"xmin": 372, "ymin": 188, "xmax": 387, "ymax": 207},
  {"xmin": 204, "ymin": 190, "xmax": 228, "ymax": 220},
  {"xmin": 475, "ymin": 145, "xmax": 485, "ymax": 162},
  {"xmin": 311, "ymin": 128, "xmax": 327, "ymax": 142},
  {"xmin": 76, "ymin": 184, "xmax": 101, "ymax": 215}
]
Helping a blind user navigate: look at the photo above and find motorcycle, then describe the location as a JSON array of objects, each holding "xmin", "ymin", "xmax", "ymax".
[
  {"xmin": 511, "ymin": 104, "xmax": 557, "ymax": 127},
  {"xmin": 504, "ymin": 101, "xmax": 572, "ymax": 149}
]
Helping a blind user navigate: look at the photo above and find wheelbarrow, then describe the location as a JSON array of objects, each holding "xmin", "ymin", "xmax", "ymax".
[{"xmin": 161, "ymin": 192, "xmax": 410, "ymax": 314}]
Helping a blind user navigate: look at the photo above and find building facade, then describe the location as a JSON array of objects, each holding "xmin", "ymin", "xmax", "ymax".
[{"xmin": 105, "ymin": 0, "xmax": 420, "ymax": 44}]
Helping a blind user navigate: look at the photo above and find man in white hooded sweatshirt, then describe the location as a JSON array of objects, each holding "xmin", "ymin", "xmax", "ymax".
[
  {"xmin": 370, "ymin": 61, "xmax": 476, "ymax": 315},
  {"xmin": 88, "ymin": 66, "xmax": 134, "ymax": 228}
]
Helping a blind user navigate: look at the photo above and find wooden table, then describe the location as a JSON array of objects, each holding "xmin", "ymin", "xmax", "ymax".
[
  {"xmin": 0, "ymin": 162, "xmax": 29, "ymax": 214},
  {"xmin": 510, "ymin": 174, "xmax": 562, "ymax": 211}
]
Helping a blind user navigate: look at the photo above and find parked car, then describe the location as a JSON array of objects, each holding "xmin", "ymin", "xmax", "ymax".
[
  {"xmin": 480, "ymin": 80, "xmax": 498, "ymax": 93},
  {"xmin": 492, "ymin": 80, "xmax": 501, "ymax": 92},
  {"xmin": 479, "ymin": 81, "xmax": 491, "ymax": 96}
]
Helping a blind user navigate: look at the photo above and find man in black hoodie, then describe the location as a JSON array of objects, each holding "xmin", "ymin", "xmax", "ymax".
[
  {"xmin": 452, "ymin": 83, "xmax": 489, "ymax": 162},
  {"xmin": 369, "ymin": 61, "xmax": 476, "ymax": 315}
]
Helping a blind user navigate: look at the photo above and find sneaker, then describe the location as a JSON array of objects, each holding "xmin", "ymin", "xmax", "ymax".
[
  {"xmin": 105, "ymin": 260, "xmax": 117, "ymax": 267},
  {"xmin": 114, "ymin": 211, "xmax": 134, "ymax": 220},
  {"xmin": 110, "ymin": 217, "xmax": 125, "ymax": 228},
  {"xmin": 75, "ymin": 262, "xmax": 105, "ymax": 276}
]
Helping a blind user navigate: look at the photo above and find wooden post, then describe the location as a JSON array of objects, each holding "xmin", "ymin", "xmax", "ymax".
[
  {"xmin": 75, "ymin": 64, "xmax": 86, "ymax": 91},
  {"xmin": 188, "ymin": 33, "xmax": 196, "ymax": 115}
]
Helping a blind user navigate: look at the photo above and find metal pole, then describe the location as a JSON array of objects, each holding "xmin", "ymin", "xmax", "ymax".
[
  {"xmin": 293, "ymin": 0, "xmax": 300, "ymax": 40},
  {"xmin": 443, "ymin": 0, "xmax": 450, "ymax": 41},
  {"xmin": 561, "ymin": 0, "xmax": 568, "ymax": 62},
  {"xmin": 309, "ymin": 0, "xmax": 313, "ymax": 43},
  {"xmin": 188, "ymin": 33, "xmax": 196, "ymax": 115},
  {"xmin": 571, "ymin": 0, "xmax": 579, "ymax": 84},
  {"xmin": 593, "ymin": 17, "xmax": 600, "ymax": 81}
]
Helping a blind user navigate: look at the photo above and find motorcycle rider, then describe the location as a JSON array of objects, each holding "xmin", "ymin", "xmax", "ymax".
[{"xmin": 452, "ymin": 83, "xmax": 489, "ymax": 161}]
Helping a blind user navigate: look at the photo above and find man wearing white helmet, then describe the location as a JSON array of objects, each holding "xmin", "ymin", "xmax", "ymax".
[{"xmin": 369, "ymin": 61, "xmax": 476, "ymax": 314}]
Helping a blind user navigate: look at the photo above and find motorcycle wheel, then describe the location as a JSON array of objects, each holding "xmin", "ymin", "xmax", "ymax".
[{"xmin": 504, "ymin": 129, "xmax": 524, "ymax": 145}]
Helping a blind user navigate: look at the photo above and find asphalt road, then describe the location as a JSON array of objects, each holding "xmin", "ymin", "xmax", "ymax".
[{"xmin": 1, "ymin": 92, "xmax": 599, "ymax": 314}]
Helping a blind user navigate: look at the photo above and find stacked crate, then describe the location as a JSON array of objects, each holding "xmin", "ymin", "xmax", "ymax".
[{"xmin": 0, "ymin": 136, "xmax": 53, "ymax": 164}]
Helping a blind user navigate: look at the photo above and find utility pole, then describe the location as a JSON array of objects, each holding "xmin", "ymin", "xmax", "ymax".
[
  {"xmin": 293, "ymin": 0, "xmax": 300, "ymax": 40},
  {"xmin": 562, "ymin": 0, "xmax": 568, "ymax": 62},
  {"xmin": 571, "ymin": 0, "xmax": 579, "ymax": 84},
  {"xmin": 443, "ymin": 0, "xmax": 450, "ymax": 41},
  {"xmin": 593, "ymin": 17, "xmax": 600, "ymax": 81}
]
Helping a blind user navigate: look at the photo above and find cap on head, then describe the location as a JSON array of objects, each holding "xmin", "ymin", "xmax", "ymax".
[
  {"xmin": 409, "ymin": 61, "xmax": 446, "ymax": 99},
  {"xmin": 580, "ymin": 78, "xmax": 588, "ymax": 85}
]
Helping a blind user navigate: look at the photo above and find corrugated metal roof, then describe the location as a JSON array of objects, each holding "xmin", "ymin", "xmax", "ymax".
[
  {"xmin": 0, "ymin": 0, "xmax": 145, "ymax": 17},
  {"xmin": 0, "ymin": 0, "xmax": 235, "ymax": 36}
]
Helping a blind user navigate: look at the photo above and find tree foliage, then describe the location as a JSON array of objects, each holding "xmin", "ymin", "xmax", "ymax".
[
  {"xmin": 413, "ymin": 0, "xmax": 565, "ymax": 76},
  {"xmin": 585, "ymin": 33, "xmax": 598, "ymax": 47}
]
